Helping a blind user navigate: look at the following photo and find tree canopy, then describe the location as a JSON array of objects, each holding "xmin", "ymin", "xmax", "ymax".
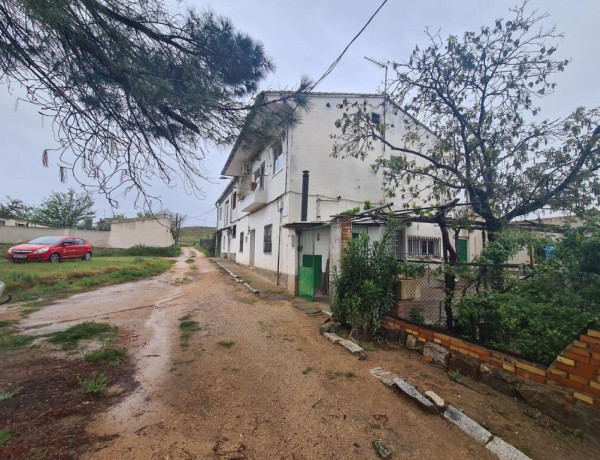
[
  {"xmin": 0, "ymin": 0, "xmax": 307, "ymax": 206},
  {"xmin": 333, "ymin": 2, "xmax": 600, "ymax": 234},
  {"xmin": 0, "ymin": 196, "xmax": 30, "ymax": 219},
  {"xmin": 34, "ymin": 188, "xmax": 95, "ymax": 228}
]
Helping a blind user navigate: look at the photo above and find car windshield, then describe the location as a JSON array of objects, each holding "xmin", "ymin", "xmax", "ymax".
[{"xmin": 26, "ymin": 237, "xmax": 64, "ymax": 245}]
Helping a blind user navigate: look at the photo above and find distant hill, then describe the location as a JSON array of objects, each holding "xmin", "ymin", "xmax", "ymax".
[{"xmin": 179, "ymin": 226, "xmax": 216, "ymax": 244}]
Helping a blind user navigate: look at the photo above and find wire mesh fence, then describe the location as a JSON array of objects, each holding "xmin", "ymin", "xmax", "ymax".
[{"xmin": 393, "ymin": 258, "xmax": 531, "ymax": 330}]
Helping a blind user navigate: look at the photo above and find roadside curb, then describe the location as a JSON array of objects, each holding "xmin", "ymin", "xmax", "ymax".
[
  {"xmin": 370, "ymin": 367, "xmax": 531, "ymax": 460},
  {"xmin": 323, "ymin": 332, "xmax": 367, "ymax": 360},
  {"xmin": 215, "ymin": 261, "xmax": 259, "ymax": 295}
]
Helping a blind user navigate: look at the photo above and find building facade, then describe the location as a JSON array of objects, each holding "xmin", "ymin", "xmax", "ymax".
[{"xmin": 215, "ymin": 92, "xmax": 473, "ymax": 295}]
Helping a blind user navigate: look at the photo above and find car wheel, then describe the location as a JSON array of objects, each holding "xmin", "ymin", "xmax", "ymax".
[
  {"xmin": 49, "ymin": 253, "xmax": 60, "ymax": 263},
  {"xmin": 83, "ymin": 252, "xmax": 92, "ymax": 261}
]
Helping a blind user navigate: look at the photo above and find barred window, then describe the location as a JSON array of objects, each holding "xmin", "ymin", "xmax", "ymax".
[
  {"xmin": 239, "ymin": 232, "xmax": 244, "ymax": 252},
  {"xmin": 407, "ymin": 236, "xmax": 440, "ymax": 257},
  {"xmin": 263, "ymin": 224, "xmax": 272, "ymax": 253}
]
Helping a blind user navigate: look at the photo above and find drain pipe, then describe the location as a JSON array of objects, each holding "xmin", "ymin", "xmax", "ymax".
[{"xmin": 301, "ymin": 170, "xmax": 309, "ymax": 221}]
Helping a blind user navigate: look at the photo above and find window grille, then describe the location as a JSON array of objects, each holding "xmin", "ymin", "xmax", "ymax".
[
  {"xmin": 407, "ymin": 236, "xmax": 440, "ymax": 257},
  {"xmin": 263, "ymin": 224, "xmax": 272, "ymax": 253}
]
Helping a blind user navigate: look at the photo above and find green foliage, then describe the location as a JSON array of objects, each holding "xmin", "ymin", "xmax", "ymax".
[
  {"xmin": 0, "ymin": 427, "xmax": 10, "ymax": 446},
  {"xmin": 397, "ymin": 261, "xmax": 426, "ymax": 279},
  {"xmin": 94, "ymin": 244, "xmax": 182, "ymax": 258},
  {"xmin": 0, "ymin": 330, "xmax": 33, "ymax": 351},
  {"xmin": 344, "ymin": 207, "xmax": 361, "ymax": 215},
  {"xmin": 453, "ymin": 220, "xmax": 600, "ymax": 364},
  {"xmin": 0, "ymin": 386, "xmax": 21, "ymax": 403},
  {"xmin": 85, "ymin": 346, "xmax": 126, "ymax": 366},
  {"xmin": 33, "ymin": 188, "xmax": 95, "ymax": 228},
  {"xmin": 47, "ymin": 322, "xmax": 116, "ymax": 350},
  {"xmin": 409, "ymin": 308, "xmax": 425, "ymax": 325},
  {"xmin": 0, "ymin": 196, "xmax": 31, "ymax": 219},
  {"xmin": 331, "ymin": 225, "xmax": 398, "ymax": 334},
  {"xmin": 79, "ymin": 373, "xmax": 108, "ymax": 394}
]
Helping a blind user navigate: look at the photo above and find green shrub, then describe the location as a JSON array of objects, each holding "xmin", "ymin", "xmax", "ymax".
[
  {"xmin": 79, "ymin": 373, "xmax": 108, "ymax": 394},
  {"xmin": 48, "ymin": 322, "xmax": 116, "ymax": 350},
  {"xmin": 331, "ymin": 224, "xmax": 398, "ymax": 334},
  {"xmin": 397, "ymin": 261, "xmax": 426, "ymax": 279},
  {"xmin": 85, "ymin": 346, "xmax": 126, "ymax": 366}
]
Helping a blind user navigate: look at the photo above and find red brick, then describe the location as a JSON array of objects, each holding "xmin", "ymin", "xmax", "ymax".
[
  {"xmin": 450, "ymin": 338, "xmax": 466, "ymax": 347},
  {"xmin": 478, "ymin": 355, "xmax": 491, "ymax": 364},
  {"xmin": 589, "ymin": 359, "xmax": 600, "ymax": 369},
  {"xmin": 490, "ymin": 359, "xmax": 503, "ymax": 369},
  {"xmin": 563, "ymin": 351, "xmax": 590, "ymax": 365},
  {"xmin": 595, "ymin": 400, "xmax": 600, "ymax": 410},
  {"xmin": 570, "ymin": 347, "xmax": 591, "ymax": 358},
  {"xmin": 468, "ymin": 345, "xmax": 492, "ymax": 357},
  {"xmin": 563, "ymin": 394, "xmax": 575, "ymax": 404},
  {"xmin": 580, "ymin": 335, "xmax": 600, "ymax": 346},
  {"xmin": 529, "ymin": 374, "xmax": 545, "ymax": 384},
  {"xmin": 568, "ymin": 374, "xmax": 589, "ymax": 385},
  {"xmin": 574, "ymin": 361, "xmax": 599, "ymax": 376},
  {"xmin": 554, "ymin": 362, "xmax": 577, "ymax": 373},
  {"xmin": 516, "ymin": 369, "xmax": 530, "ymax": 379},
  {"xmin": 424, "ymin": 356, "xmax": 433, "ymax": 363},
  {"xmin": 584, "ymin": 386, "xmax": 600, "ymax": 399},
  {"xmin": 552, "ymin": 375, "xmax": 586, "ymax": 392}
]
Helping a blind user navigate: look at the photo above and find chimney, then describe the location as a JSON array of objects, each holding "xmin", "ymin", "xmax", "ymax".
[{"xmin": 301, "ymin": 170, "xmax": 309, "ymax": 221}]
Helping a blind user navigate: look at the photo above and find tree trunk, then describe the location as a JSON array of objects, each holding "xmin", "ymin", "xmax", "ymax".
[{"xmin": 435, "ymin": 205, "xmax": 459, "ymax": 332}]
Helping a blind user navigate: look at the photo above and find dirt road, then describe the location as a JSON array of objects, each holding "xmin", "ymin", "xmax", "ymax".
[{"xmin": 17, "ymin": 249, "xmax": 594, "ymax": 459}]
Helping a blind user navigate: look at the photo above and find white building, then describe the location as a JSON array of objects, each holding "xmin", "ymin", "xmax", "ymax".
[{"xmin": 215, "ymin": 92, "xmax": 474, "ymax": 296}]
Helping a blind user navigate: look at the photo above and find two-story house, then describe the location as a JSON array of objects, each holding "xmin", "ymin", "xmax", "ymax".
[{"xmin": 215, "ymin": 91, "xmax": 476, "ymax": 295}]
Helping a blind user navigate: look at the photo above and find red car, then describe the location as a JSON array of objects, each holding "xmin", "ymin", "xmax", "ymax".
[{"xmin": 6, "ymin": 236, "xmax": 93, "ymax": 263}]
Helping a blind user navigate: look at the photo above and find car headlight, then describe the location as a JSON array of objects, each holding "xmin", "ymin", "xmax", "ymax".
[
  {"xmin": 33, "ymin": 247, "xmax": 50, "ymax": 254},
  {"xmin": 8, "ymin": 247, "xmax": 14, "ymax": 254}
]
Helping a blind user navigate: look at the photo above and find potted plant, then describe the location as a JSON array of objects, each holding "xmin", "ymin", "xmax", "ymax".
[{"xmin": 396, "ymin": 261, "xmax": 426, "ymax": 301}]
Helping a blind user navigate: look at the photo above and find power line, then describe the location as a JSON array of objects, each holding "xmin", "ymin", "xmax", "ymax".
[
  {"xmin": 187, "ymin": 207, "xmax": 216, "ymax": 220},
  {"xmin": 309, "ymin": 0, "xmax": 389, "ymax": 92}
]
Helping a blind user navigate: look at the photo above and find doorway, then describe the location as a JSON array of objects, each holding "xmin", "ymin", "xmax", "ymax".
[{"xmin": 249, "ymin": 230, "xmax": 256, "ymax": 267}]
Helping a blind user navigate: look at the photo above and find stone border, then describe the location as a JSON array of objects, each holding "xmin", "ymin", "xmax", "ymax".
[
  {"xmin": 322, "ymin": 331, "xmax": 366, "ymax": 360},
  {"xmin": 215, "ymin": 261, "xmax": 259, "ymax": 295},
  {"xmin": 371, "ymin": 367, "xmax": 531, "ymax": 459}
]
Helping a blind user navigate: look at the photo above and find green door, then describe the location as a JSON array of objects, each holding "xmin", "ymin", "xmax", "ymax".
[
  {"xmin": 457, "ymin": 239, "xmax": 468, "ymax": 262},
  {"xmin": 302, "ymin": 255, "xmax": 323, "ymax": 288},
  {"xmin": 298, "ymin": 266, "xmax": 314, "ymax": 301}
]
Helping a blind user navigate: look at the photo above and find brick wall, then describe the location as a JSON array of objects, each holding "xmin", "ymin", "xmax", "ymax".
[
  {"xmin": 382, "ymin": 316, "xmax": 600, "ymax": 410},
  {"xmin": 340, "ymin": 216, "xmax": 352, "ymax": 249}
]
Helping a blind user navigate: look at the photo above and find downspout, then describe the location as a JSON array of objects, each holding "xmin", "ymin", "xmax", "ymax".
[
  {"xmin": 301, "ymin": 170, "xmax": 309, "ymax": 221},
  {"xmin": 276, "ymin": 130, "xmax": 290, "ymax": 286}
]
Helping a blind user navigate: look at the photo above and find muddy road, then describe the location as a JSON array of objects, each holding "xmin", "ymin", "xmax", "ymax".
[{"xmin": 12, "ymin": 248, "xmax": 594, "ymax": 459}]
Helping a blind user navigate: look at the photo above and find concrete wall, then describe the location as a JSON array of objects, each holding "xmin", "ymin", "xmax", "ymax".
[
  {"xmin": 0, "ymin": 216, "xmax": 174, "ymax": 248},
  {"xmin": 107, "ymin": 217, "xmax": 174, "ymax": 248},
  {"xmin": 0, "ymin": 227, "xmax": 110, "ymax": 246}
]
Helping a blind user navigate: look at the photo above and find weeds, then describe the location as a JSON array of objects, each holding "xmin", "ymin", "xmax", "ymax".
[
  {"xmin": 85, "ymin": 346, "xmax": 126, "ymax": 366},
  {"xmin": 0, "ymin": 330, "xmax": 33, "ymax": 351},
  {"xmin": 0, "ymin": 320, "xmax": 17, "ymax": 328},
  {"xmin": 185, "ymin": 259, "xmax": 195, "ymax": 264},
  {"xmin": 302, "ymin": 367, "xmax": 313, "ymax": 375},
  {"xmin": 449, "ymin": 369, "xmax": 462, "ymax": 383},
  {"xmin": 47, "ymin": 322, "xmax": 116, "ymax": 350},
  {"xmin": 0, "ymin": 427, "xmax": 10, "ymax": 446},
  {"xmin": 79, "ymin": 373, "xmax": 108, "ymax": 394},
  {"xmin": 217, "ymin": 341, "xmax": 235, "ymax": 349},
  {"xmin": 0, "ymin": 386, "xmax": 21, "ymax": 403},
  {"xmin": 179, "ymin": 316, "xmax": 201, "ymax": 347}
]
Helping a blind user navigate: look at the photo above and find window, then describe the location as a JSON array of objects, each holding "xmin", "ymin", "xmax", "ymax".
[
  {"xmin": 273, "ymin": 142, "xmax": 284, "ymax": 174},
  {"xmin": 76, "ymin": 238, "xmax": 85, "ymax": 245},
  {"xmin": 407, "ymin": 236, "xmax": 440, "ymax": 257},
  {"xmin": 63, "ymin": 238, "xmax": 75, "ymax": 246},
  {"xmin": 253, "ymin": 163, "xmax": 265, "ymax": 190},
  {"xmin": 263, "ymin": 224, "xmax": 272, "ymax": 253},
  {"xmin": 239, "ymin": 232, "xmax": 244, "ymax": 252},
  {"xmin": 371, "ymin": 112, "xmax": 381, "ymax": 125},
  {"xmin": 232, "ymin": 191, "xmax": 236, "ymax": 209},
  {"xmin": 224, "ymin": 200, "xmax": 229, "ymax": 225},
  {"xmin": 232, "ymin": 225, "xmax": 237, "ymax": 238}
]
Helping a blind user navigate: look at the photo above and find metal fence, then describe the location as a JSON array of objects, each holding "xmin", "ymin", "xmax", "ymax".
[{"xmin": 394, "ymin": 259, "xmax": 530, "ymax": 330}]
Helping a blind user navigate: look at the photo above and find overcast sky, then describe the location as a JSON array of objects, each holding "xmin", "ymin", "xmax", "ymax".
[{"xmin": 0, "ymin": 0, "xmax": 598, "ymax": 227}]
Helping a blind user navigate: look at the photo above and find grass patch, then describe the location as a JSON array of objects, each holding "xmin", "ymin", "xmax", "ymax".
[
  {"xmin": 345, "ymin": 371, "xmax": 356, "ymax": 378},
  {"xmin": 0, "ymin": 330, "xmax": 33, "ymax": 351},
  {"xmin": 94, "ymin": 245, "xmax": 182, "ymax": 257},
  {"xmin": 0, "ymin": 386, "xmax": 21, "ymax": 403},
  {"xmin": 217, "ymin": 341, "xmax": 235, "ymax": 349},
  {"xmin": 185, "ymin": 258, "xmax": 194, "ymax": 264},
  {"xmin": 78, "ymin": 373, "xmax": 107, "ymax": 394},
  {"xmin": 179, "ymin": 316, "xmax": 201, "ymax": 347},
  {"xmin": 0, "ymin": 320, "xmax": 17, "ymax": 328},
  {"xmin": 47, "ymin": 322, "xmax": 116, "ymax": 350},
  {"xmin": 85, "ymin": 346, "xmax": 126, "ymax": 366},
  {"xmin": 0, "ymin": 256, "xmax": 174, "ymax": 304},
  {"xmin": 0, "ymin": 427, "xmax": 10, "ymax": 446},
  {"xmin": 449, "ymin": 369, "xmax": 462, "ymax": 383},
  {"xmin": 302, "ymin": 367, "xmax": 313, "ymax": 375}
]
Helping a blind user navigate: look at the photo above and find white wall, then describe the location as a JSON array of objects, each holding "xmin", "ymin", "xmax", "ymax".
[
  {"xmin": 0, "ymin": 227, "xmax": 110, "ymax": 246},
  {"xmin": 107, "ymin": 217, "xmax": 174, "ymax": 248},
  {"xmin": 0, "ymin": 216, "xmax": 174, "ymax": 249}
]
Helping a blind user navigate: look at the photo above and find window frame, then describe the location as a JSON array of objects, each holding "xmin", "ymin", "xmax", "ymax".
[
  {"xmin": 263, "ymin": 224, "xmax": 272, "ymax": 253},
  {"xmin": 239, "ymin": 231, "xmax": 244, "ymax": 252}
]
